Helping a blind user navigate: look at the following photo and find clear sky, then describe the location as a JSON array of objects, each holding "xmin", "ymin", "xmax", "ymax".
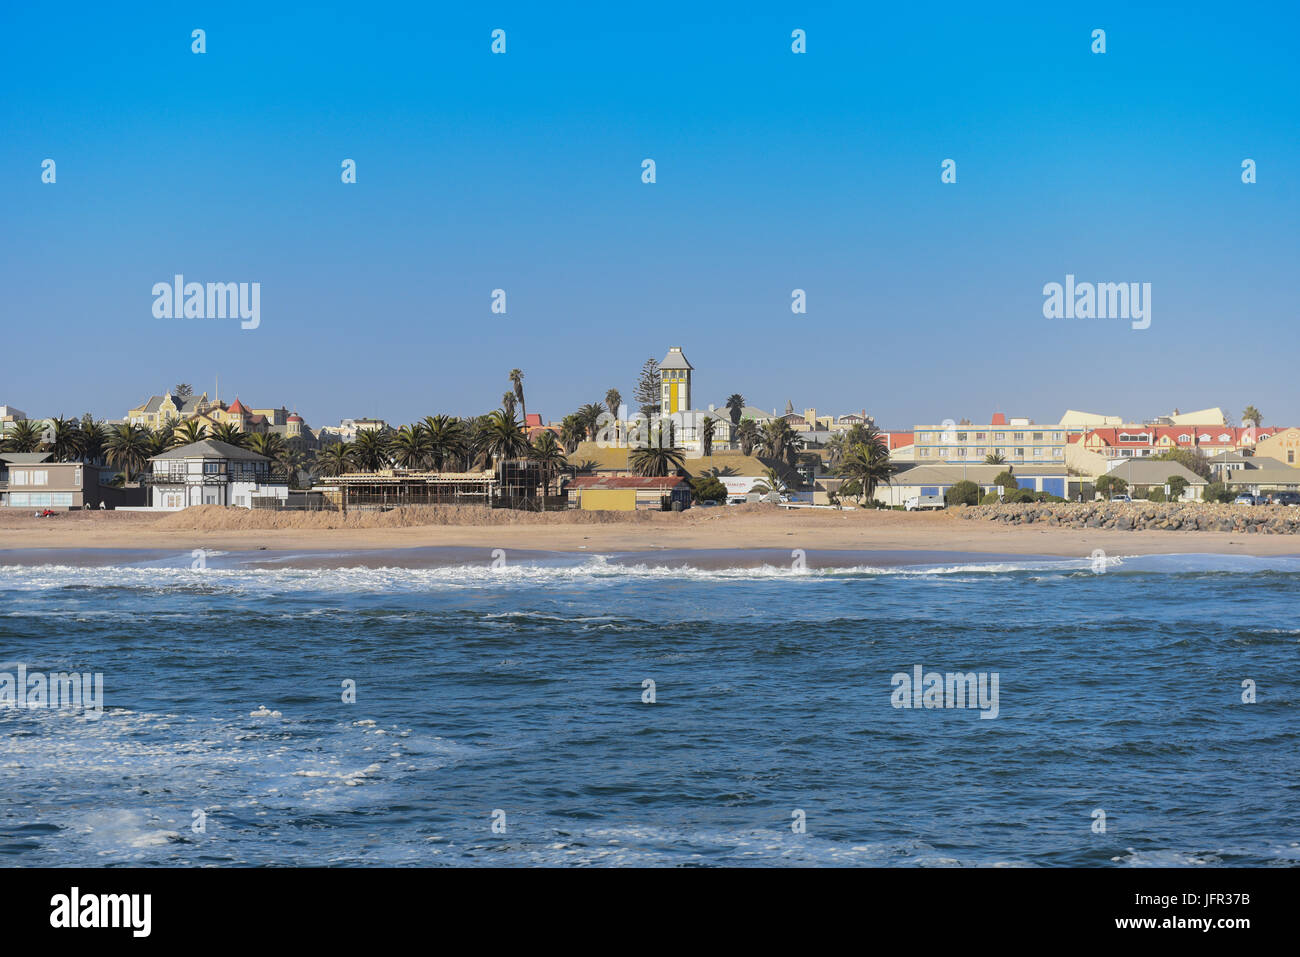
[{"xmin": 3, "ymin": 2, "xmax": 1297, "ymax": 430}]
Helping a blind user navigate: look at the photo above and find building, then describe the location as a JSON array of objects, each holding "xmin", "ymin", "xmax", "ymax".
[
  {"xmin": 567, "ymin": 475, "xmax": 692, "ymax": 511},
  {"xmin": 1252, "ymin": 427, "xmax": 1300, "ymax": 468},
  {"xmin": 1102, "ymin": 459, "xmax": 1207, "ymax": 500},
  {"xmin": 871, "ymin": 464, "xmax": 1074, "ymax": 507},
  {"xmin": 319, "ymin": 418, "xmax": 389, "ymax": 443},
  {"xmin": 144, "ymin": 439, "xmax": 287, "ymax": 509},
  {"xmin": 0, "ymin": 405, "xmax": 28, "ymax": 440},
  {"xmin": 913, "ymin": 414, "xmax": 1068, "ymax": 466},
  {"xmin": 1224, "ymin": 465, "xmax": 1300, "ymax": 496},
  {"xmin": 0, "ymin": 453, "xmax": 145, "ymax": 510},
  {"xmin": 659, "ymin": 347, "xmax": 693, "ymax": 415},
  {"xmin": 126, "ymin": 391, "xmax": 212, "ymax": 429},
  {"xmin": 1079, "ymin": 425, "xmax": 1285, "ymax": 462}
]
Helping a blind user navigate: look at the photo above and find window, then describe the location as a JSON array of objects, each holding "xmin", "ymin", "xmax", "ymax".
[
  {"xmin": 995, "ymin": 433, "xmax": 1006, "ymax": 441},
  {"xmin": 1289, "ymin": 451, "xmax": 1295, "ymax": 464},
  {"xmin": 1034, "ymin": 447, "xmax": 1043, "ymax": 457},
  {"xmin": 1033, "ymin": 432, "xmax": 1043, "ymax": 441},
  {"xmin": 975, "ymin": 433, "xmax": 986, "ymax": 441},
  {"xmin": 30, "ymin": 470, "xmax": 48, "ymax": 486},
  {"xmin": 1014, "ymin": 432, "xmax": 1024, "ymax": 441},
  {"xmin": 1014, "ymin": 448, "xmax": 1025, "ymax": 458},
  {"xmin": 204, "ymin": 461, "xmax": 223, "ymax": 474},
  {"xmin": 956, "ymin": 432, "xmax": 968, "ymax": 442},
  {"xmin": 10, "ymin": 470, "xmax": 25, "ymax": 485}
]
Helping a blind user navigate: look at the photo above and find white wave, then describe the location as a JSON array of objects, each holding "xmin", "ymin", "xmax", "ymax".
[{"xmin": 2, "ymin": 551, "xmax": 1299, "ymax": 596}]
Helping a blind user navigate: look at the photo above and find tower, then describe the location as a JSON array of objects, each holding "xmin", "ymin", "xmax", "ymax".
[{"xmin": 659, "ymin": 347, "xmax": 693, "ymax": 415}]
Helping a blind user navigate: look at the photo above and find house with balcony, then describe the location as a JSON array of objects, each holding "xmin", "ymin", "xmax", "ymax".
[{"xmin": 145, "ymin": 439, "xmax": 288, "ymax": 509}]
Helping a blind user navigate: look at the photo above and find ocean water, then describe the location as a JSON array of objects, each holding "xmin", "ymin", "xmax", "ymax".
[{"xmin": 1, "ymin": 547, "xmax": 1298, "ymax": 867}]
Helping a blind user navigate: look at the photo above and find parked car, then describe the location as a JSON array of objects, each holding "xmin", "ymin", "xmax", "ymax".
[
  {"xmin": 1233, "ymin": 493, "xmax": 1264, "ymax": 506},
  {"xmin": 904, "ymin": 494, "xmax": 946, "ymax": 511},
  {"xmin": 1266, "ymin": 491, "xmax": 1300, "ymax": 506},
  {"xmin": 1109, "ymin": 494, "xmax": 1132, "ymax": 503}
]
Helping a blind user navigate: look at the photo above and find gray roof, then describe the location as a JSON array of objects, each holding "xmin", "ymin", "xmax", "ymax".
[
  {"xmin": 0, "ymin": 452, "xmax": 53, "ymax": 464},
  {"xmin": 139, "ymin": 393, "xmax": 204, "ymax": 414},
  {"xmin": 891, "ymin": 464, "xmax": 1067, "ymax": 484},
  {"xmin": 149, "ymin": 439, "xmax": 269, "ymax": 462},
  {"xmin": 1105, "ymin": 460, "xmax": 1207, "ymax": 484},
  {"xmin": 659, "ymin": 347, "xmax": 693, "ymax": 371},
  {"xmin": 1225, "ymin": 466, "xmax": 1300, "ymax": 486}
]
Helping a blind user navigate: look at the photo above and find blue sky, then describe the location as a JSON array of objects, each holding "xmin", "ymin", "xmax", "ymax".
[{"xmin": 3, "ymin": 2, "xmax": 1298, "ymax": 430}]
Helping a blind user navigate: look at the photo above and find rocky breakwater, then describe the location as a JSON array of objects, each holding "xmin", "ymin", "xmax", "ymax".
[{"xmin": 958, "ymin": 502, "xmax": 1300, "ymax": 534}]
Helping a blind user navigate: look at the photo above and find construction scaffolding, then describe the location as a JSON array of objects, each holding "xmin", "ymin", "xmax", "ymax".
[{"xmin": 314, "ymin": 463, "xmax": 555, "ymax": 511}]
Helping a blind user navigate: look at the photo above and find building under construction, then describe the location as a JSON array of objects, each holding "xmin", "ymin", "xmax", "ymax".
[{"xmin": 314, "ymin": 462, "xmax": 554, "ymax": 510}]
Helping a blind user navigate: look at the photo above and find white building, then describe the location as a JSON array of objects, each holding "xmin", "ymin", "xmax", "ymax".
[{"xmin": 145, "ymin": 439, "xmax": 288, "ymax": 509}]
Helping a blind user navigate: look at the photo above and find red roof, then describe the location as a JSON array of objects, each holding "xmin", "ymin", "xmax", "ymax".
[
  {"xmin": 991, "ymin": 413, "xmax": 1007, "ymax": 426},
  {"xmin": 287, "ymin": 413, "xmax": 303, "ymax": 422},
  {"xmin": 524, "ymin": 413, "xmax": 542, "ymax": 427},
  {"xmin": 568, "ymin": 475, "xmax": 688, "ymax": 490},
  {"xmin": 227, "ymin": 398, "xmax": 248, "ymax": 414},
  {"xmin": 1081, "ymin": 425, "xmax": 1287, "ymax": 449}
]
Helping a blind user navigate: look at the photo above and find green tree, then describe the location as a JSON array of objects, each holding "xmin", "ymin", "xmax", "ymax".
[
  {"xmin": 735, "ymin": 420, "xmax": 759, "ymax": 456},
  {"xmin": 247, "ymin": 431, "xmax": 287, "ymax": 465},
  {"xmin": 352, "ymin": 428, "xmax": 391, "ymax": 471},
  {"xmin": 1203, "ymin": 481, "xmax": 1231, "ymax": 503},
  {"xmin": 559, "ymin": 414, "xmax": 586, "ymax": 454},
  {"xmin": 578, "ymin": 403, "xmax": 605, "ymax": 441},
  {"xmin": 634, "ymin": 357, "xmax": 661, "ymax": 417},
  {"xmin": 725, "ymin": 394, "xmax": 745, "ymax": 428},
  {"xmin": 946, "ymin": 479, "xmax": 980, "ymax": 506},
  {"xmin": 509, "ymin": 369, "xmax": 527, "ymax": 430},
  {"xmin": 211, "ymin": 423, "xmax": 247, "ymax": 448},
  {"xmin": 422, "ymin": 415, "xmax": 470, "ymax": 471},
  {"xmin": 1094, "ymin": 474, "xmax": 1128, "ymax": 498},
  {"xmin": 701, "ymin": 416, "xmax": 716, "ymax": 457},
  {"xmin": 173, "ymin": 419, "xmax": 205, "ymax": 446},
  {"xmin": 105, "ymin": 423, "xmax": 149, "ymax": 480},
  {"xmin": 3, "ymin": 419, "xmax": 42, "ymax": 453},
  {"xmin": 689, "ymin": 474, "xmax": 727, "ymax": 502},
  {"xmin": 992, "ymin": 470, "xmax": 1018, "ymax": 491},
  {"xmin": 480, "ymin": 410, "xmax": 531, "ymax": 467},
  {"xmin": 833, "ymin": 428, "xmax": 898, "ymax": 502},
  {"xmin": 389, "ymin": 425, "xmax": 432, "ymax": 469},
  {"xmin": 758, "ymin": 419, "xmax": 803, "ymax": 467},
  {"xmin": 529, "ymin": 430, "xmax": 569, "ymax": 497},
  {"xmin": 1151, "ymin": 448, "xmax": 1211, "ymax": 480},
  {"xmin": 1166, "ymin": 475, "xmax": 1190, "ymax": 500},
  {"xmin": 604, "ymin": 388, "xmax": 622, "ymax": 419},
  {"xmin": 984, "ymin": 452, "xmax": 1006, "ymax": 465},
  {"xmin": 315, "ymin": 442, "xmax": 354, "ymax": 477},
  {"xmin": 1242, "ymin": 405, "xmax": 1263, "ymax": 428}
]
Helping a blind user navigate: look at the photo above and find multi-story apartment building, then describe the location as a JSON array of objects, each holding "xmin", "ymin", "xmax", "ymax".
[{"xmin": 912, "ymin": 413, "xmax": 1067, "ymax": 466}]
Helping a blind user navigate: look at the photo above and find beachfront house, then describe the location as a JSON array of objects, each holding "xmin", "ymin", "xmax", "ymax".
[
  {"xmin": 144, "ymin": 439, "xmax": 287, "ymax": 509},
  {"xmin": 0, "ymin": 452, "xmax": 145, "ymax": 510}
]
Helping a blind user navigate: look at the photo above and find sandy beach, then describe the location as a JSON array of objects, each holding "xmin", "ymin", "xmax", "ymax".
[{"xmin": 1, "ymin": 504, "xmax": 1297, "ymax": 560}]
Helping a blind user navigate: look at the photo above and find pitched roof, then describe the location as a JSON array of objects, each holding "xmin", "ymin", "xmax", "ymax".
[
  {"xmin": 149, "ymin": 439, "xmax": 269, "ymax": 462},
  {"xmin": 227, "ymin": 398, "xmax": 249, "ymax": 414},
  {"xmin": 1104, "ymin": 459, "xmax": 1207, "ymax": 484},
  {"xmin": 0, "ymin": 452, "xmax": 52, "ymax": 464},
  {"xmin": 659, "ymin": 347, "xmax": 693, "ymax": 371}
]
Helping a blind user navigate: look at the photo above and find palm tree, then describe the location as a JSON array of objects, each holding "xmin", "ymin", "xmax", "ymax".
[
  {"xmin": 79, "ymin": 415, "xmax": 107, "ymax": 464},
  {"xmin": 510, "ymin": 369, "xmax": 527, "ymax": 430},
  {"xmin": 422, "ymin": 415, "xmax": 469, "ymax": 471},
  {"xmin": 480, "ymin": 410, "xmax": 531, "ymax": 467},
  {"xmin": 630, "ymin": 442, "xmax": 686, "ymax": 477},
  {"xmin": 145, "ymin": 426, "xmax": 174, "ymax": 458},
  {"xmin": 725, "ymin": 394, "xmax": 746, "ymax": 428},
  {"xmin": 530, "ymin": 430, "xmax": 569, "ymax": 497},
  {"xmin": 389, "ymin": 424, "xmax": 432, "ymax": 469},
  {"xmin": 758, "ymin": 419, "xmax": 803, "ymax": 466},
  {"xmin": 211, "ymin": 423, "xmax": 248, "ymax": 448},
  {"xmin": 1242, "ymin": 405, "xmax": 1263, "ymax": 428},
  {"xmin": 735, "ymin": 420, "xmax": 760, "ymax": 456},
  {"xmin": 105, "ymin": 423, "xmax": 149, "ymax": 479},
  {"xmin": 173, "ymin": 419, "xmax": 205, "ymax": 446},
  {"xmin": 502, "ymin": 391, "xmax": 518, "ymax": 421},
  {"xmin": 246, "ymin": 431, "xmax": 287, "ymax": 465},
  {"xmin": 984, "ymin": 452, "xmax": 1006, "ymax": 465},
  {"xmin": 48, "ymin": 416, "xmax": 84, "ymax": 462},
  {"xmin": 315, "ymin": 442, "xmax": 354, "ymax": 477},
  {"xmin": 352, "ymin": 428, "xmax": 391, "ymax": 471},
  {"xmin": 605, "ymin": 388, "xmax": 622, "ymax": 419},
  {"xmin": 578, "ymin": 403, "xmax": 605, "ymax": 441},
  {"xmin": 559, "ymin": 414, "xmax": 586, "ymax": 454},
  {"xmin": 3, "ymin": 419, "xmax": 42, "ymax": 453},
  {"xmin": 834, "ymin": 426, "xmax": 898, "ymax": 503},
  {"xmin": 702, "ymin": 416, "xmax": 716, "ymax": 457}
]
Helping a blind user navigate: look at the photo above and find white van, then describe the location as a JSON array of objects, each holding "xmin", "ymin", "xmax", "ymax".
[{"xmin": 905, "ymin": 494, "xmax": 946, "ymax": 511}]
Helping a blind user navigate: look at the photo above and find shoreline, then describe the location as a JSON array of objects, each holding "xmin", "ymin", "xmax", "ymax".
[{"xmin": 2, "ymin": 506, "xmax": 1299, "ymax": 565}]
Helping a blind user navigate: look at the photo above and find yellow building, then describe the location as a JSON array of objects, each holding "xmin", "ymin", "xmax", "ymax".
[
  {"xmin": 1254, "ymin": 427, "xmax": 1300, "ymax": 467},
  {"xmin": 659, "ymin": 347, "xmax": 692, "ymax": 414},
  {"xmin": 126, "ymin": 391, "xmax": 211, "ymax": 429}
]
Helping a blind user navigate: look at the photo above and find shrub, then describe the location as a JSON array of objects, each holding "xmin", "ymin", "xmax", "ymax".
[
  {"xmin": 1004, "ymin": 488, "xmax": 1036, "ymax": 504},
  {"xmin": 1033, "ymin": 491, "xmax": 1064, "ymax": 503},
  {"xmin": 946, "ymin": 480, "xmax": 980, "ymax": 506},
  {"xmin": 689, "ymin": 474, "xmax": 728, "ymax": 503},
  {"xmin": 1146, "ymin": 488, "xmax": 1166, "ymax": 503},
  {"xmin": 1203, "ymin": 481, "xmax": 1231, "ymax": 503},
  {"xmin": 992, "ymin": 470, "xmax": 1018, "ymax": 491},
  {"xmin": 1094, "ymin": 475, "xmax": 1129, "ymax": 498},
  {"xmin": 980, "ymin": 492, "xmax": 1000, "ymax": 505},
  {"xmin": 1166, "ymin": 475, "xmax": 1189, "ymax": 500}
]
